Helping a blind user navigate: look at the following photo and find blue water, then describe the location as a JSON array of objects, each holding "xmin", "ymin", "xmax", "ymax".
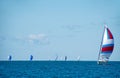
[{"xmin": 0, "ymin": 61, "xmax": 120, "ymax": 78}]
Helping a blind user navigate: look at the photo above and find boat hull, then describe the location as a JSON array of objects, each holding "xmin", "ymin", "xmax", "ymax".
[{"xmin": 97, "ymin": 60, "xmax": 108, "ymax": 65}]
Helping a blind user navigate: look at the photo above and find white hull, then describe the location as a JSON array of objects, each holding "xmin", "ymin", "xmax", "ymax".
[{"xmin": 97, "ymin": 60, "xmax": 108, "ymax": 65}]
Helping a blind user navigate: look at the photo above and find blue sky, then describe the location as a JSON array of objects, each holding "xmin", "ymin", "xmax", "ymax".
[{"xmin": 0, "ymin": 0, "xmax": 120, "ymax": 61}]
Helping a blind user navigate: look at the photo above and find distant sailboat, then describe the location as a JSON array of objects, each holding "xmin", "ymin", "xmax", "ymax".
[
  {"xmin": 97, "ymin": 25, "xmax": 114, "ymax": 64},
  {"xmin": 55, "ymin": 56, "xmax": 58, "ymax": 61},
  {"xmin": 65, "ymin": 56, "xmax": 67, "ymax": 61},
  {"xmin": 8, "ymin": 55, "xmax": 12, "ymax": 61},
  {"xmin": 77, "ymin": 56, "xmax": 80, "ymax": 61},
  {"xmin": 30, "ymin": 55, "xmax": 33, "ymax": 61}
]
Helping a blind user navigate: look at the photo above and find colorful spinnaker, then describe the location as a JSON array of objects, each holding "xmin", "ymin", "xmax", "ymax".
[{"xmin": 97, "ymin": 25, "xmax": 114, "ymax": 64}]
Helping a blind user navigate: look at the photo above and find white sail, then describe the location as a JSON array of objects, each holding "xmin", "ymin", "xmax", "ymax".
[
  {"xmin": 55, "ymin": 56, "xmax": 58, "ymax": 61},
  {"xmin": 77, "ymin": 56, "xmax": 80, "ymax": 61}
]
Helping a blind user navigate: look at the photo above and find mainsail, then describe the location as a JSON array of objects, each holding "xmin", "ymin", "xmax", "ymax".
[
  {"xmin": 30, "ymin": 55, "xmax": 33, "ymax": 61},
  {"xmin": 98, "ymin": 26, "xmax": 114, "ymax": 64},
  {"xmin": 8, "ymin": 55, "xmax": 12, "ymax": 61},
  {"xmin": 55, "ymin": 56, "xmax": 58, "ymax": 61},
  {"xmin": 65, "ymin": 56, "xmax": 67, "ymax": 61}
]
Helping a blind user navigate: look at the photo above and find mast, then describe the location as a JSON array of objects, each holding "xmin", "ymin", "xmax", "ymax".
[{"xmin": 97, "ymin": 26, "xmax": 106, "ymax": 63}]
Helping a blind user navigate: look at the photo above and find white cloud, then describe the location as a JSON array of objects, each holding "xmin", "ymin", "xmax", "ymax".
[
  {"xmin": 0, "ymin": 33, "xmax": 49, "ymax": 46},
  {"xmin": 27, "ymin": 33, "xmax": 49, "ymax": 45},
  {"xmin": 28, "ymin": 34, "xmax": 46, "ymax": 40}
]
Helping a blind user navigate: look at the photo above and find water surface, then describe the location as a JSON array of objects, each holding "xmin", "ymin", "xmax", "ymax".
[{"xmin": 0, "ymin": 61, "xmax": 120, "ymax": 78}]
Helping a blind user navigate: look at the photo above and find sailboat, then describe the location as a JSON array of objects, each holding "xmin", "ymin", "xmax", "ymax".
[
  {"xmin": 65, "ymin": 56, "xmax": 67, "ymax": 61},
  {"xmin": 30, "ymin": 55, "xmax": 33, "ymax": 61},
  {"xmin": 8, "ymin": 55, "xmax": 12, "ymax": 61},
  {"xmin": 55, "ymin": 56, "xmax": 58, "ymax": 61},
  {"xmin": 77, "ymin": 56, "xmax": 80, "ymax": 61},
  {"xmin": 97, "ymin": 25, "xmax": 114, "ymax": 64}
]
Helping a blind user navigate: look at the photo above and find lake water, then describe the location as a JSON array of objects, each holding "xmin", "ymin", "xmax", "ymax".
[{"xmin": 0, "ymin": 61, "xmax": 120, "ymax": 78}]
